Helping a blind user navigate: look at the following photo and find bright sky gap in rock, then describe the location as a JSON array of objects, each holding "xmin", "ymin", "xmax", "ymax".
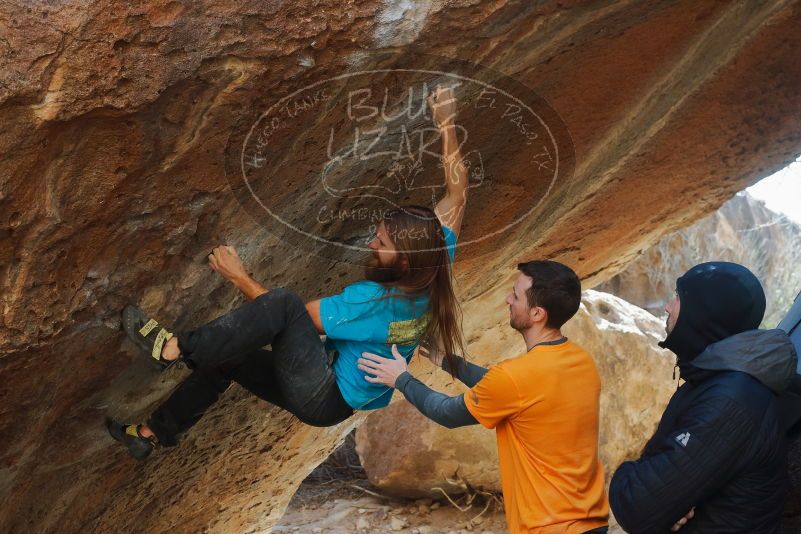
[{"xmin": 748, "ymin": 157, "xmax": 801, "ymax": 224}]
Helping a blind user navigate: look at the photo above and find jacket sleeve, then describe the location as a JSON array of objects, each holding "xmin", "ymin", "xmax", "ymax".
[
  {"xmin": 395, "ymin": 372, "xmax": 479, "ymax": 428},
  {"xmin": 609, "ymin": 391, "xmax": 759, "ymax": 533},
  {"xmin": 441, "ymin": 355, "xmax": 489, "ymax": 388}
]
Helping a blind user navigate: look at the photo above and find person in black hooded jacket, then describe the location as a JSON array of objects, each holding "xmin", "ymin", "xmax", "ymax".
[{"xmin": 609, "ymin": 262, "xmax": 798, "ymax": 533}]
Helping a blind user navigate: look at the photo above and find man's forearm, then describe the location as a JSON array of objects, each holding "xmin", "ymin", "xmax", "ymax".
[
  {"xmin": 231, "ymin": 274, "xmax": 269, "ymax": 301},
  {"xmin": 395, "ymin": 372, "xmax": 478, "ymax": 428},
  {"xmin": 442, "ymin": 355, "xmax": 488, "ymax": 388}
]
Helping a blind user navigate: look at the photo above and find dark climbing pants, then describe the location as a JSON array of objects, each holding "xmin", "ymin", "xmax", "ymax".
[{"xmin": 147, "ymin": 288, "xmax": 353, "ymax": 446}]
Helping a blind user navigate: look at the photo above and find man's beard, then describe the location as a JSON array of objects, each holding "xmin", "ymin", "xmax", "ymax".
[
  {"xmin": 365, "ymin": 255, "xmax": 405, "ymax": 284},
  {"xmin": 509, "ymin": 310, "xmax": 532, "ymax": 332}
]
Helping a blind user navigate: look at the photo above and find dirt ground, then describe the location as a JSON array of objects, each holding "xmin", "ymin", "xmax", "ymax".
[{"xmin": 275, "ymin": 433, "xmax": 510, "ymax": 534}]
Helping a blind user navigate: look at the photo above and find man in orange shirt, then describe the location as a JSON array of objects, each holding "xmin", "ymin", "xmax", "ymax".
[{"xmin": 359, "ymin": 260, "xmax": 610, "ymax": 534}]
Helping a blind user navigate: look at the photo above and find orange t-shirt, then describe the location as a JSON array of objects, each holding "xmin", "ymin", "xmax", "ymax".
[{"xmin": 463, "ymin": 340, "xmax": 609, "ymax": 534}]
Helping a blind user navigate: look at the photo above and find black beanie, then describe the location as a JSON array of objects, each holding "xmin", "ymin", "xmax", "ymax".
[{"xmin": 659, "ymin": 262, "xmax": 766, "ymax": 364}]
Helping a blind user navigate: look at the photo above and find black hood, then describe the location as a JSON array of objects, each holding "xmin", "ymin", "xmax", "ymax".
[{"xmin": 659, "ymin": 262, "xmax": 766, "ymax": 378}]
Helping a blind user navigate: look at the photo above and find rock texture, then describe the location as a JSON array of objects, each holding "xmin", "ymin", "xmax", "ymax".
[
  {"xmin": 598, "ymin": 192, "xmax": 801, "ymax": 327},
  {"xmin": 3, "ymin": 1, "xmax": 801, "ymax": 532},
  {"xmin": 355, "ymin": 290, "xmax": 675, "ymax": 500}
]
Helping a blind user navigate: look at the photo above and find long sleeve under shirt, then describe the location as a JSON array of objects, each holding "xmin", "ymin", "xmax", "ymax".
[
  {"xmin": 394, "ymin": 338, "xmax": 569, "ymax": 429},
  {"xmin": 394, "ymin": 355, "xmax": 487, "ymax": 428}
]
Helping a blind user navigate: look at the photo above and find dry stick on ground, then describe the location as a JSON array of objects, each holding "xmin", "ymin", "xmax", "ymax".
[
  {"xmin": 348, "ymin": 484, "xmax": 392, "ymax": 499},
  {"xmin": 469, "ymin": 489, "xmax": 504, "ymax": 525},
  {"xmin": 470, "ymin": 498, "xmax": 494, "ymax": 524},
  {"xmin": 433, "ymin": 470, "xmax": 473, "ymax": 511},
  {"xmin": 432, "ymin": 486, "xmax": 473, "ymax": 512},
  {"xmin": 433, "ymin": 471, "xmax": 504, "ymax": 524}
]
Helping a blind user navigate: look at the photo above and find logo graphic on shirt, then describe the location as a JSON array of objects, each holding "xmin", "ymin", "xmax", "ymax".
[
  {"xmin": 387, "ymin": 312, "xmax": 431, "ymax": 345},
  {"xmin": 471, "ymin": 391, "xmax": 480, "ymax": 405},
  {"xmin": 675, "ymin": 432, "xmax": 691, "ymax": 447}
]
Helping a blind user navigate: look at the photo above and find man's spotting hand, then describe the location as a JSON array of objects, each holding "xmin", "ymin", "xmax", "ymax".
[
  {"xmin": 208, "ymin": 245, "xmax": 248, "ymax": 282},
  {"xmin": 358, "ymin": 344, "xmax": 409, "ymax": 388}
]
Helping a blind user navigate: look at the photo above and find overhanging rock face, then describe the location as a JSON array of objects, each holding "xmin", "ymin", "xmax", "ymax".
[{"xmin": 2, "ymin": 1, "xmax": 801, "ymax": 531}]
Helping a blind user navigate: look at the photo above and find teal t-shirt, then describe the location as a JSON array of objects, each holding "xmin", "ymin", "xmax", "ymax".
[{"xmin": 320, "ymin": 225, "xmax": 457, "ymax": 410}]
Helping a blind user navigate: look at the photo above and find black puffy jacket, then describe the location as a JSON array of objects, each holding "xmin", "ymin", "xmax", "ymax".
[{"xmin": 610, "ymin": 329, "xmax": 797, "ymax": 533}]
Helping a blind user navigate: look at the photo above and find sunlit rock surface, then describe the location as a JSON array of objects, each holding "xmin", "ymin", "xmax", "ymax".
[{"xmin": 3, "ymin": 1, "xmax": 801, "ymax": 531}]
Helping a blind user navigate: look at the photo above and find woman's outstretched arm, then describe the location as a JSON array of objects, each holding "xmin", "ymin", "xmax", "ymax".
[{"xmin": 430, "ymin": 86, "xmax": 468, "ymax": 237}]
